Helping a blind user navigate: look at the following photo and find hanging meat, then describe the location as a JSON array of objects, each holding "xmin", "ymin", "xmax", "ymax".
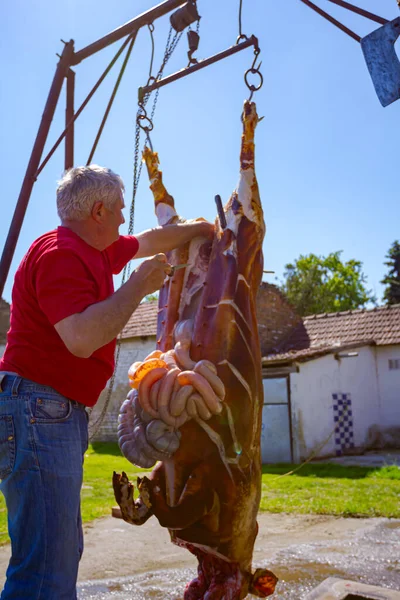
[{"xmin": 113, "ymin": 100, "xmax": 278, "ymax": 599}]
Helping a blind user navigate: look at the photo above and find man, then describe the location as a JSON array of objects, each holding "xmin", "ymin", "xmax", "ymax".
[{"xmin": 0, "ymin": 165, "xmax": 214, "ymax": 599}]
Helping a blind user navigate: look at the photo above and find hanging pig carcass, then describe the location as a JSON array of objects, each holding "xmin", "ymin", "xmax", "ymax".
[{"xmin": 113, "ymin": 101, "xmax": 278, "ymax": 599}]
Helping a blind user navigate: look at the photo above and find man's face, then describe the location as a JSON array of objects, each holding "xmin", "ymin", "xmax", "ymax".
[{"xmin": 103, "ymin": 192, "xmax": 126, "ymax": 247}]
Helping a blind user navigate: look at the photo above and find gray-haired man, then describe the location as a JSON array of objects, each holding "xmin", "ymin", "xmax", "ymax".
[{"xmin": 0, "ymin": 165, "xmax": 213, "ymax": 599}]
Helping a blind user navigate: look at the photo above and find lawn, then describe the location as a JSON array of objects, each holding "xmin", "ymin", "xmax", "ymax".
[
  {"xmin": 0, "ymin": 443, "xmax": 398, "ymax": 545},
  {"xmin": 260, "ymin": 463, "xmax": 400, "ymax": 517}
]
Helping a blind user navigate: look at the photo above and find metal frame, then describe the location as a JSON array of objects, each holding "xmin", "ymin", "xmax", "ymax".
[
  {"xmin": 300, "ymin": 0, "xmax": 389, "ymax": 43},
  {"xmin": 13, "ymin": 1, "xmax": 390, "ymax": 297},
  {"xmin": 0, "ymin": 0, "xmax": 262, "ymax": 297},
  {"xmin": 0, "ymin": 0, "xmax": 185, "ymax": 297},
  {"xmin": 139, "ymin": 35, "xmax": 259, "ymax": 100},
  {"xmin": 65, "ymin": 69, "xmax": 75, "ymax": 170}
]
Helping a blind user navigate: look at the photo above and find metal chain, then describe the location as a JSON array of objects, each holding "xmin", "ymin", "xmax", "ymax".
[
  {"xmin": 149, "ymin": 29, "xmax": 182, "ymax": 125},
  {"xmin": 244, "ymin": 44, "xmax": 263, "ymax": 101},
  {"xmin": 89, "ymin": 27, "xmax": 183, "ymax": 441},
  {"xmin": 131, "ymin": 26, "xmax": 182, "ymax": 244},
  {"xmin": 236, "ymin": 0, "xmax": 262, "ymax": 101}
]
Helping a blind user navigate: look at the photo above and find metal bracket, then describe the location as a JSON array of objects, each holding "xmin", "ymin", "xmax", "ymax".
[
  {"xmin": 138, "ymin": 35, "xmax": 259, "ymax": 102},
  {"xmin": 300, "ymin": 0, "xmax": 400, "ymax": 107},
  {"xmin": 170, "ymin": 1, "xmax": 200, "ymax": 33},
  {"xmin": 361, "ymin": 17, "xmax": 400, "ymax": 107}
]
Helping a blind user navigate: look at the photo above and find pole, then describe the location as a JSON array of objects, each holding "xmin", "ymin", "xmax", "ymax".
[
  {"xmin": 0, "ymin": 40, "xmax": 75, "ymax": 298},
  {"xmin": 326, "ymin": 0, "xmax": 388, "ymax": 26},
  {"xmin": 86, "ymin": 32, "xmax": 137, "ymax": 165},
  {"xmin": 300, "ymin": 0, "xmax": 361, "ymax": 42},
  {"xmin": 139, "ymin": 36, "xmax": 258, "ymax": 100},
  {"xmin": 36, "ymin": 34, "xmax": 133, "ymax": 179},
  {"xmin": 72, "ymin": 0, "xmax": 184, "ymax": 65},
  {"xmin": 65, "ymin": 68, "xmax": 75, "ymax": 170}
]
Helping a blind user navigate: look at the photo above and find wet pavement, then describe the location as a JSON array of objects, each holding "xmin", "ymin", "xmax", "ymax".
[{"xmin": 77, "ymin": 519, "xmax": 400, "ymax": 599}]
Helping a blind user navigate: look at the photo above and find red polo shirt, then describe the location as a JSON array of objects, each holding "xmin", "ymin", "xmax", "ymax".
[{"xmin": 0, "ymin": 227, "xmax": 139, "ymax": 407}]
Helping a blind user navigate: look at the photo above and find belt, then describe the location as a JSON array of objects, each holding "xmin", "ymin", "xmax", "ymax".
[{"xmin": 0, "ymin": 372, "xmax": 89, "ymax": 414}]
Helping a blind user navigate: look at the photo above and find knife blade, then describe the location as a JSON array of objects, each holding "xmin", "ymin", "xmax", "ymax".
[{"xmin": 168, "ymin": 263, "xmax": 191, "ymax": 277}]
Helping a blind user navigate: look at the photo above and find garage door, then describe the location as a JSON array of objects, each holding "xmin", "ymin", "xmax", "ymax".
[{"xmin": 261, "ymin": 377, "xmax": 292, "ymax": 464}]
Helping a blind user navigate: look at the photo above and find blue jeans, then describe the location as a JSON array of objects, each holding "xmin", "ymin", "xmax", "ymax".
[{"xmin": 0, "ymin": 373, "xmax": 89, "ymax": 599}]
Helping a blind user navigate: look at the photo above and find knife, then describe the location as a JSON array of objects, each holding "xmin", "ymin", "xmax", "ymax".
[{"xmin": 167, "ymin": 263, "xmax": 191, "ymax": 277}]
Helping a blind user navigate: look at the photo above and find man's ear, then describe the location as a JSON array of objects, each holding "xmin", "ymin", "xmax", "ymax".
[{"xmin": 91, "ymin": 201, "xmax": 105, "ymax": 223}]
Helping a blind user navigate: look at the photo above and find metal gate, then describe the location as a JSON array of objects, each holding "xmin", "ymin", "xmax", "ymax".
[{"xmin": 260, "ymin": 377, "xmax": 292, "ymax": 464}]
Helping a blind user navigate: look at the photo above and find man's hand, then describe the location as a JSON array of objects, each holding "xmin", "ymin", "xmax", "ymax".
[
  {"xmin": 55, "ymin": 253, "xmax": 171, "ymax": 358},
  {"xmin": 133, "ymin": 253, "xmax": 171, "ymax": 296}
]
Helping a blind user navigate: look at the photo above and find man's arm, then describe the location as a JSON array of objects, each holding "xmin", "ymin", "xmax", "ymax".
[
  {"xmin": 54, "ymin": 255, "xmax": 169, "ymax": 358},
  {"xmin": 134, "ymin": 221, "xmax": 214, "ymax": 259}
]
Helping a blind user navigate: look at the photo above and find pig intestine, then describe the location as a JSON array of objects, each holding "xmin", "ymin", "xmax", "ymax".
[{"xmin": 118, "ymin": 318, "xmax": 231, "ymax": 469}]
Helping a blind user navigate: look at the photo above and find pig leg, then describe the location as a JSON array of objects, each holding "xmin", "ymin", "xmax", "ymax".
[
  {"xmin": 139, "ymin": 462, "xmax": 218, "ymax": 530},
  {"xmin": 112, "ymin": 462, "xmax": 165, "ymax": 525}
]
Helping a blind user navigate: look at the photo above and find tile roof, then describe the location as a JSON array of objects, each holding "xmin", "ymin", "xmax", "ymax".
[
  {"xmin": 120, "ymin": 300, "xmax": 400, "ymax": 368},
  {"xmin": 120, "ymin": 301, "xmax": 158, "ymax": 339},
  {"xmin": 262, "ymin": 340, "xmax": 375, "ymax": 365},
  {"xmin": 0, "ymin": 298, "xmax": 10, "ymax": 345},
  {"xmin": 264, "ymin": 304, "xmax": 400, "ymax": 365}
]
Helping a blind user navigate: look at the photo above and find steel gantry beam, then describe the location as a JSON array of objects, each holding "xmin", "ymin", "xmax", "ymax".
[{"xmin": 0, "ymin": 0, "xmax": 187, "ymax": 297}]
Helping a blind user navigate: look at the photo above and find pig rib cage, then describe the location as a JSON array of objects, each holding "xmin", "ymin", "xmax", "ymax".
[
  {"xmin": 90, "ymin": 5, "xmax": 264, "ymax": 439},
  {"xmin": 0, "ymin": 0, "xmax": 263, "ymax": 298}
]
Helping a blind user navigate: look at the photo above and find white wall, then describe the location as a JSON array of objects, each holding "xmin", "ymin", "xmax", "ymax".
[
  {"xmin": 0, "ymin": 345, "xmax": 5, "ymax": 360},
  {"xmin": 90, "ymin": 336, "xmax": 157, "ymax": 441},
  {"xmin": 289, "ymin": 346, "xmax": 380, "ymax": 462},
  {"xmin": 375, "ymin": 345, "xmax": 400, "ymax": 446}
]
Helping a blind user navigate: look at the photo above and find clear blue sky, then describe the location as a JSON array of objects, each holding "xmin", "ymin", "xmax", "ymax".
[{"xmin": 1, "ymin": 0, "xmax": 399, "ymax": 304}]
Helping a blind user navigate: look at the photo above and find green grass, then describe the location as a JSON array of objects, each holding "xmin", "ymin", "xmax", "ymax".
[
  {"xmin": 80, "ymin": 442, "xmax": 150, "ymax": 523},
  {"xmin": 260, "ymin": 463, "xmax": 400, "ymax": 518},
  {"xmin": 0, "ymin": 444, "xmax": 399, "ymax": 545},
  {"xmin": 0, "ymin": 443, "xmax": 148, "ymax": 546}
]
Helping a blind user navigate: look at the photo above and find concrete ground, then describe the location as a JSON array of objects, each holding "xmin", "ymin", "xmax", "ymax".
[
  {"xmin": 0, "ymin": 452, "xmax": 398, "ymax": 598},
  {"xmin": 1, "ymin": 513, "xmax": 399, "ymax": 598},
  {"xmin": 313, "ymin": 449, "xmax": 400, "ymax": 468}
]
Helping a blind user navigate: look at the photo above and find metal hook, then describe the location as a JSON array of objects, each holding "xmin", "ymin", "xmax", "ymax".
[
  {"xmin": 145, "ymin": 130, "xmax": 154, "ymax": 152},
  {"xmin": 250, "ymin": 47, "xmax": 261, "ymax": 69},
  {"xmin": 187, "ymin": 29, "xmax": 200, "ymax": 66},
  {"xmin": 244, "ymin": 43, "xmax": 263, "ymax": 100},
  {"xmin": 146, "ymin": 75, "xmax": 157, "ymax": 87},
  {"xmin": 236, "ymin": 34, "xmax": 248, "ymax": 45},
  {"xmin": 138, "ymin": 114, "xmax": 154, "ymax": 132},
  {"xmin": 136, "ymin": 102, "xmax": 155, "ymax": 134}
]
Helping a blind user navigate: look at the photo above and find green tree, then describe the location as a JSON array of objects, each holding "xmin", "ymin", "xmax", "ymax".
[
  {"xmin": 381, "ymin": 240, "xmax": 400, "ymax": 305},
  {"xmin": 142, "ymin": 293, "xmax": 159, "ymax": 303},
  {"xmin": 280, "ymin": 251, "xmax": 375, "ymax": 316}
]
